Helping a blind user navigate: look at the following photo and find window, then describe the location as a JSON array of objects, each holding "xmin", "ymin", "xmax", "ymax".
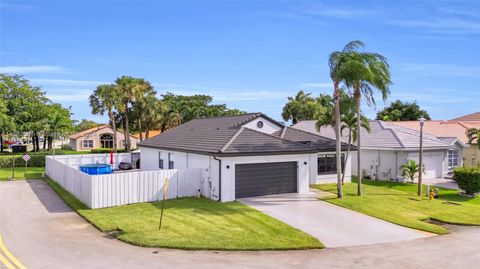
[
  {"xmin": 448, "ymin": 149, "xmax": 459, "ymax": 168},
  {"xmin": 168, "ymin": 153, "xmax": 174, "ymax": 169},
  {"xmin": 83, "ymin": 140, "xmax": 93, "ymax": 148},
  {"xmin": 100, "ymin": 134, "xmax": 114, "ymax": 148},
  {"xmin": 318, "ymin": 154, "xmax": 344, "ymax": 175},
  {"xmin": 158, "ymin": 152, "xmax": 164, "ymax": 169},
  {"xmin": 257, "ymin": 120, "xmax": 264, "ymax": 128}
]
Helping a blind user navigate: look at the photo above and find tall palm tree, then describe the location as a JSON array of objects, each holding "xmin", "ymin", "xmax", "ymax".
[
  {"xmin": 467, "ymin": 128, "xmax": 480, "ymax": 148},
  {"xmin": 328, "ymin": 40, "xmax": 364, "ymax": 198},
  {"xmin": 342, "ymin": 44, "xmax": 392, "ymax": 196},
  {"xmin": 316, "ymin": 91, "xmax": 370, "ymax": 184},
  {"xmin": 89, "ymin": 84, "xmax": 119, "ymax": 151},
  {"xmin": 114, "ymin": 76, "xmax": 153, "ymax": 152}
]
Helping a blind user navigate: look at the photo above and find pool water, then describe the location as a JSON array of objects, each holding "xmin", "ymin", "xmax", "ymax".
[{"xmin": 79, "ymin": 164, "xmax": 113, "ymax": 175}]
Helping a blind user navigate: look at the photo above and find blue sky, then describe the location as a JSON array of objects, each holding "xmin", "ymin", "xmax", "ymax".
[{"xmin": 1, "ymin": 0, "xmax": 479, "ymax": 123}]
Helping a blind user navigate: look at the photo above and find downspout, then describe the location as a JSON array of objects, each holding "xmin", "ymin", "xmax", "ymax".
[{"xmin": 213, "ymin": 156, "xmax": 222, "ymax": 201}]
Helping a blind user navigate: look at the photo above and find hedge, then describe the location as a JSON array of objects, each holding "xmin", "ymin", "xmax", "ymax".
[
  {"xmin": 90, "ymin": 148, "xmax": 129, "ymax": 154},
  {"xmin": 453, "ymin": 167, "xmax": 480, "ymax": 195},
  {"xmin": 0, "ymin": 155, "xmax": 45, "ymax": 168}
]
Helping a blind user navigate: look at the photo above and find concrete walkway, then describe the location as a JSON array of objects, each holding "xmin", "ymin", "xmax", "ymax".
[
  {"xmin": 1, "ymin": 180, "xmax": 480, "ymax": 269},
  {"xmin": 239, "ymin": 191, "xmax": 433, "ymax": 248}
]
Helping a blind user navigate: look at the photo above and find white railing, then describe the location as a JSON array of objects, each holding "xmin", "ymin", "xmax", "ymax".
[{"xmin": 45, "ymin": 156, "xmax": 205, "ymax": 209}]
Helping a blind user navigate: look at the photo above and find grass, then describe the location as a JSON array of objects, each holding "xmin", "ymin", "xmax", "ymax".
[
  {"xmin": 0, "ymin": 167, "xmax": 45, "ymax": 180},
  {"xmin": 43, "ymin": 177, "xmax": 323, "ymax": 250},
  {"xmin": 313, "ymin": 179, "xmax": 480, "ymax": 234}
]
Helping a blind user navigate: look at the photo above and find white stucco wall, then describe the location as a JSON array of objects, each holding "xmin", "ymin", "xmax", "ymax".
[
  {"xmin": 140, "ymin": 147, "xmax": 218, "ymax": 200},
  {"xmin": 242, "ymin": 117, "xmax": 282, "ymax": 134}
]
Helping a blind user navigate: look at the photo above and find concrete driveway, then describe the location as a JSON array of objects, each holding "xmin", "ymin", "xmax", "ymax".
[
  {"xmin": 2, "ymin": 180, "xmax": 480, "ymax": 269},
  {"xmin": 239, "ymin": 192, "xmax": 433, "ymax": 248}
]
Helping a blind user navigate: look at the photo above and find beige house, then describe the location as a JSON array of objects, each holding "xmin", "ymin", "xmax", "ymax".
[{"xmin": 69, "ymin": 125, "xmax": 139, "ymax": 151}]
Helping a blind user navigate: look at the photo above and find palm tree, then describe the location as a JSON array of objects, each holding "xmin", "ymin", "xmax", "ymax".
[
  {"xmin": 114, "ymin": 76, "xmax": 154, "ymax": 152},
  {"xmin": 343, "ymin": 44, "xmax": 392, "ymax": 196},
  {"xmin": 467, "ymin": 128, "xmax": 480, "ymax": 148},
  {"xmin": 282, "ymin": 90, "xmax": 318, "ymax": 124},
  {"xmin": 89, "ymin": 84, "xmax": 119, "ymax": 151},
  {"xmin": 328, "ymin": 40, "xmax": 365, "ymax": 198},
  {"xmin": 316, "ymin": 91, "xmax": 370, "ymax": 184},
  {"xmin": 401, "ymin": 160, "xmax": 425, "ymax": 183}
]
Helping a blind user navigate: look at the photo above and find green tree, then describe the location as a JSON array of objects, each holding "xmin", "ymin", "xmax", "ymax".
[
  {"xmin": 115, "ymin": 76, "xmax": 154, "ymax": 152},
  {"xmin": 281, "ymin": 90, "xmax": 321, "ymax": 124},
  {"xmin": 341, "ymin": 42, "xmax": 392, "ymax": 196},
  {"xmin": 45, "ymin": 103, "xmax": 74, "ymax": 154},
  {"xmin": 466, "ymin": 128, "xmax": 480, "ymax": 150},
  {"xmin": 316, "ymin": 91, "xmax": 370, "ymax": 184},
  {"xmin": 89, "ymin": 84, "xmax": 119, "ymax": 150},
  {"xmin": 376, "ymin": 100, "xmax": 431, "ymax": 121},
  {"xmin": 328, "ymin": 40, "xmax": 365, "ymax": 198}
]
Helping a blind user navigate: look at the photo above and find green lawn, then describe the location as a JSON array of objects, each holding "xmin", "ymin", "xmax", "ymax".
[
  {"xmin": 313, "ymin": 179, "xmax": 480, "ymax": 234},
  {"xmin": 0, "ymin": 167, "xmax": 45, "ymax": 180},
  {"xmin": 43, "ymin": 177, "xmax": 323, "ymax": 250}
]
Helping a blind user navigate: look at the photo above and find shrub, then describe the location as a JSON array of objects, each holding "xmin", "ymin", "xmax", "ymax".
[
  {"xmin": 61, "ymin": 144, "xmax": 73, "ymax": 150},
  {"xmin": 91, "ymin": 148, "xmax": 128, "ymax": 154},
  {"xmin": 0, "ymin": 155, "xmax": 45, "ymax": 168},
  {"xmin": 453, "ymin": 167, "xmax": 480, "ymax": 195}
]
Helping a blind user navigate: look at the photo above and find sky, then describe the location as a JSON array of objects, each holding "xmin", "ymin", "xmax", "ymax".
[{"xmin": 1, "ymin": 0, "xmax": 479, "ymax": 123}]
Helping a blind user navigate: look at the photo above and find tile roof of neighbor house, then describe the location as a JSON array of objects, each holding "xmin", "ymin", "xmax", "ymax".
[
  {"xmin": 391, "ymin": 120, "xmax": 480, "ymax": 144},
  {"xmin": 451, "ymin": 112, "xmax": 480, "ymax": 121},
  {"xmin": 70, "ymin": 125, "xmax": 139, "ymax": 139},
  {"xmin": 138, "ymin": 113, "xmax": 340, "ymax": 156},
  {"xmin": 273, "ymin": 126, "xmax": 355, "ymax": 151},
  {"xmin": 292, "ymin": 120, "xmax": 454, "ymax": 150}
]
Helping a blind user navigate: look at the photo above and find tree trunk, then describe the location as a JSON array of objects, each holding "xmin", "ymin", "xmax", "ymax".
[
  {"xmin": 341, "ymin": 129, "xmax": 352, "ymax": 185},
  {"xmin": 145, "ymin": 128, "xmax": 150, "ymax": 139},
  {"xmin": 31, "ymin": 133, "xmax": 36, "ymax": 152},
  {"xmin": 0, "ymin": 132, "xmax": 3, "ymax": 153},
  {"xmin": 138, "ymin": 118, "xmax": 143, "ymax": 141},
  {"xmin": 109, "ymin": 110, "xmax": 118, "ymax": 153},
  {"xmin": 355, "ymin": 88, "xmax": 362, "ymax": 196},
  {"xmin": 48, "ymin": 136, "xmax": 53, "ymax": 150},
  {"xmin": 124, "ymin": 103, "xmax": 131, "ymax": 152},
  {"xmin": 43, "ymin": 135, "xmax": 47, "ymax": 150},
  {"xmin": 333, "ymin": 81, "xmax": 343, "ymax": 198}
]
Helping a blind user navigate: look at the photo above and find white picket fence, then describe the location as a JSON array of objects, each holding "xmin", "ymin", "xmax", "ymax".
[{"xmin": 45, "ymin": 155, "xmax": 204, "ymax": 209}]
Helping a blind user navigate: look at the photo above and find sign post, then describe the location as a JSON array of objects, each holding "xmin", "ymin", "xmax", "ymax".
[{"xmin": 23, "ymin": 154, "xmax": 31, "ymax": 178}]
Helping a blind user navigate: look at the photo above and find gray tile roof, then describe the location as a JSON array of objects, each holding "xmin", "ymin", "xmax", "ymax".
[
  {"xmin": 293, "ymin": 120, "xmax": 452, "ymax": 150},
  {"xmin": 273, "ymin": 127, "xmax": 355, "ymax": 151},
  {"xmin": 139, "ymin": 113, "xmax": 321, "ymax": 156}
]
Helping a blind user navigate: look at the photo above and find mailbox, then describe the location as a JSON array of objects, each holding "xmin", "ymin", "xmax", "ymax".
[{"xmin": 11, "ymin": 145, "xmax": 27, "ymax": 153}]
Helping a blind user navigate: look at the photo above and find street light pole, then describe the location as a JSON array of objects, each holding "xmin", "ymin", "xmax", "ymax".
[{"xmin": 418, "ymin": 118, "xmax": 425, "ymax": 196}]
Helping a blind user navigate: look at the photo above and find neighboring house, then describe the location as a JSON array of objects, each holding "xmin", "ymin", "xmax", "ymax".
[
  {"xmin": 293, "ymin": 120, "xmax": 467, "ymax": 181},
  {"xmin": 69, "ymin": 125, "xmax": 139, "ymax": 151},
  {"xmin": 133, "ymin": 130, "xmax": 162, "ymax": 140},
  {"xmin": 391, "ymin": 120, "xmax": 480, "ymax": 167},
  {"xmin": 138, "ymin": 113, "xmax": 353, "ymax": 202},
  {"xmin": 451, "ymin": 111, "xmax": 480, "ymax": 121}
]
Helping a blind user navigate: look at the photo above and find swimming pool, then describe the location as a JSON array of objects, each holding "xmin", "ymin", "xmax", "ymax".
[{"xmin": 79, "ymin": 164, "xmax": 113, "ymax": 175}]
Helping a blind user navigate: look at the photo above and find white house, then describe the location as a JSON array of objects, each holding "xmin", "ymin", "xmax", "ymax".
[
  {"xmin": 138, "ymin": 113, "xmax": 353, "ymax": 202},
  {"xmin": 293, "ymin": 120, "xmax": 467, "ymax": 182}
]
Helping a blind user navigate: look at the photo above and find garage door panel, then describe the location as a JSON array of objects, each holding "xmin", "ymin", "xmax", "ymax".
[{"xmin": 235, "ymin": 162, "xmax": 297, "ymax": 198}]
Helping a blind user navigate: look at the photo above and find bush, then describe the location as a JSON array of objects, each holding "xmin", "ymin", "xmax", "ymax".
[
  {"xmin": 90, "ymin": 148, "xmax": 128, "ymax": 154},
  {"xmin": 61, "ymin": 144, "xmax": 73, "ymax": 150},
  {"xmin": 453, "ymin": 167, "xmax": 480, "ymax": 195},
  {"xmin": 0, "ymin": 155, "xmax": 45, "ymax": 168}
]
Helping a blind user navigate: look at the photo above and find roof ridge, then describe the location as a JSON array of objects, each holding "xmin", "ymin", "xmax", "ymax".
[
  {"xmin": 280, "ymin": 126, "xmax": 287, "ymax": 138},
  {"xmin": 378, "ymin": 121, "xmax": 406, "ymax": 148},
  {"xmin": 241, "ymin": 127, "xmax": 316, "ymax": 150},
  {"xmin": 192, "ymin": 112, "xmax": 259, "ymax": 121},
  {"xmin": 219, "ymin": 127, "xmax": 245, "ymax": 153}
]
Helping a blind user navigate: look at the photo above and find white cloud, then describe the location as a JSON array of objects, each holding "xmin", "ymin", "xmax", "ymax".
[
  {"xmin": 301, "ymin": 5, "xmax": 376, "ymax": 19},
  {"xmin": 398, "ymin": 63, "xmax": 480, "ymax": 78},
  {"xmin": 30, "ymin": 78, "xmax": 108, "ymax": 86},
  {"xmin": 0, "ymin": 65, "xmax": 65, "ymax": 74},
  {"xmin": 45, "ymin": 90, "xmax": 92, "ymax": 102}
]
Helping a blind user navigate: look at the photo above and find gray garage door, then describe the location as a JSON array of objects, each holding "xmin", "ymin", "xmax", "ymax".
[{"xmin": 235, "ymin": 162, "xmax": 298, "ymax": 198}]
